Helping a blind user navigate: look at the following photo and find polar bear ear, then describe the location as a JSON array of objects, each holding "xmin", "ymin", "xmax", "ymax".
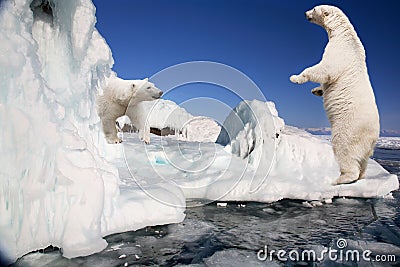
[
  {"xmin": 323, "ymin": 10, "xmax": 329, "ymax": 17},
  {"xmin": 144, "ymin": 78, "xmax": 149, "ymax": 82}
]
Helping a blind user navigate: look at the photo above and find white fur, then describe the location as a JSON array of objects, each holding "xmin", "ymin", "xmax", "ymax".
[
  {"xmin": 290, "ymin": 5, "xmax": 380, "ymax": 185},
  {"xmin": 97, "ymin": 76, "xmax": 163, "ymax": 144}
]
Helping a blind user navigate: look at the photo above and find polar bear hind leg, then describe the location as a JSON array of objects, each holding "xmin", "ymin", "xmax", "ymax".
[
  {"xmin": 358, "ymin": 137, "xmax": 378, "ymax": 180},
  {"xmin": 332, "ymin": 134, "xmax": 360, "ymax": 185},
  {"xmin": 333, "ymin": 131, "xmax": 377, "ymax": 184},
  {"xmin": 358, "ymin": 158, "xmax": 368, "ymax": 180},
  {"xmin": 335, "ymin": 160, "xmax": 360, "ymax": 185}
]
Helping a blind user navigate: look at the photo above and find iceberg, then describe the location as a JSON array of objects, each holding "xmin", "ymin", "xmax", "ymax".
[
  {"xmin": 215, "ymin": 100, "xmax": 399, "ymax": 201},
  {"xmin": 122, "ymin": 100, "xmax": 398, "ymax": 205},
  {"xmin": 0, "ymin": 0, "xmax": 184, "ymax": 263}
]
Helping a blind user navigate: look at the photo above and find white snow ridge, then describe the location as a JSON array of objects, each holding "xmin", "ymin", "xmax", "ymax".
[
  {"xmin": 117, "ymin": 99, "xmax": 221, "ymax": 142},
  {"xmin": 0, "ymin": 0, "xmax": 398, "ymax": 264}
]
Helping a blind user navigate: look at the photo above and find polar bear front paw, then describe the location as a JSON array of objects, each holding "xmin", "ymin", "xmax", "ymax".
[
  {"xmin": 141, "ymin": 136, "xmax": 150, "ymax": 144},
  {"xmin": 311, "ymin": 87, "xmax": 324, "ymax": 97},
  {"xmin": 290, "ymin": 74, "xmax": 308, "ymax": 84},
  {"xmin": 107, "ymin": 137, "xmax": 122, "ymax": 144}
]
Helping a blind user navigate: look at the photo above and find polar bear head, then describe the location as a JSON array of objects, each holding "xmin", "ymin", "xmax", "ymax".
[
  {"xmin": 132, "ymin": 78, "xmax": 163, "ymax": 102},
  {"xmin": 305, "ymin": 5, "xmax": 346, "ymax": 28}
]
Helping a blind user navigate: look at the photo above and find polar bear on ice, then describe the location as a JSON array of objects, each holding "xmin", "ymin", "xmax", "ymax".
[
  {"xmin": 290, "ymin": 5, "xmax": 380, "ymax": 185},
  {"xmin": 97, "ymin": 76, "xmax": 163, "ymax": 144}
]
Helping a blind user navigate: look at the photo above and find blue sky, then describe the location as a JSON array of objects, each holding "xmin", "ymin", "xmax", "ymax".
[{"xmin": 92, "ymin": 0, "xmax": 400, "ymax": 130}]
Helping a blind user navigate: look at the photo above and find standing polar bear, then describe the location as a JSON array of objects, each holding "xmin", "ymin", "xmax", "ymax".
[
  {"xmin": 97, "ymin": 76, "xmax": 163, "ymax": 144},
  {"xmin": 290, "ymin": 5, "xmax": 380, "ymax": 185}
]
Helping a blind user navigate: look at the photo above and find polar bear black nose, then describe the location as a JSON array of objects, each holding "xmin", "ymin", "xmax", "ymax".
[{"xmin": 159, "ymin": 91, "xmax": 163, "ymax": 97}]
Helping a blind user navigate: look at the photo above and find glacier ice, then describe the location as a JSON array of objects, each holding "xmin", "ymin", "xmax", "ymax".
[
  {"xmin": 0, "ymin": 0, "xmax": 184, "ymax": 263},
  {"xmin": 217, "ymin": 100, "xmax": 284, "ymax": 192}
]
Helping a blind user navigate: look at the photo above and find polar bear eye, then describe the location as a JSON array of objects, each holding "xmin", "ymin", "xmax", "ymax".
[
  {"xmin": 147, "ymin": 86, "xmax": 151, "ymax": 89},
  {"xmin": 131, "ymin": 84, "xmax": 135, "ymax": 89}
]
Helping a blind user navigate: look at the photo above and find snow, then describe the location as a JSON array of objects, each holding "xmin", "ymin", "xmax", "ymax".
[
  {"xmin": 376, "ymin": 137, "xmax": 400, "ymax": 150},
  {"xmin": 180, "ymin": 116, "xmax": 221, "ymax": 142},
  {"xmin": 117, "ymin": 99, "xmax": 221, "ymax": 142},
  {"xmin": 143, "ymin": 99, "xmax": 193, "ymax": 131},
  {"xmin": 0, "ymin": 0, "xmax": 398, "ymax": 264},
  {"xmin": 316, "ymin": 135, "xmax": 400, "ymax": 150}
]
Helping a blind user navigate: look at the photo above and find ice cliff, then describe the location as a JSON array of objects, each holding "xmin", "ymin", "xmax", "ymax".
[{"xmin": 0, "ymin": 0, "xmax": 184, "ymax": 262}]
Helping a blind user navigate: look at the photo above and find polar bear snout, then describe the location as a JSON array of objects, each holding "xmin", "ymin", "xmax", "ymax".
[
  {"xmin": 153, "ymin": 91, "xmax": 163, "ymax": 99},
  {"xmin": 305, "ymin": 9, "xmax": 319, "ymax": 23},
  {"xmin": 305, "ymin": 7, "xmax": 326, "ymax": 26},
  {"xmin": 305, "ymin": 11, "xmax": 312, "ymax": 21}
]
